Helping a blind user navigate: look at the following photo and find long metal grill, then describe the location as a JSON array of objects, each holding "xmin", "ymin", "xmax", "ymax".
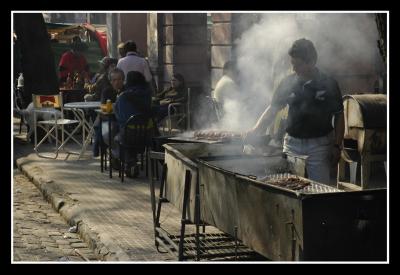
[{"xmin": 262, "ymin": 173, "xmax": 343, "ymax": 194}]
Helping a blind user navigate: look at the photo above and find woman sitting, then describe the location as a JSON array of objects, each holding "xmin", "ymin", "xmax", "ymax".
[
  {"xmin": 153, "ymin": 73, "xmax": 187, "ymax": 122},
  {"xmin": 84, "ymin": 57, "xmax": 118, "ymax": 102}
]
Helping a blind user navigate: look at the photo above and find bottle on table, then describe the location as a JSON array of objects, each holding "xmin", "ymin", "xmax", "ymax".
[{"xmin": 106, "ymin": 99, "xmax": 113, "ymax": 113}]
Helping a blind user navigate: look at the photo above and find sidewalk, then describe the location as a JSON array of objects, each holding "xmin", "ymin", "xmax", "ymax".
[{"xmin": 13, "ymin": 119, "xmax": 202, "ymax": 262}]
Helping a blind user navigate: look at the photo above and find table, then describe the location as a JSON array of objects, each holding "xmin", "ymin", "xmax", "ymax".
[
  {"xmin": 59, "ymin": 88, "xmax": 85, "ymax": 103},
  {"xmin": 64, "ymin": 101, "xmax": 101, "ymax": 159}
]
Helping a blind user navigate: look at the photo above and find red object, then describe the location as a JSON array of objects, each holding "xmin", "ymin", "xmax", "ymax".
[
  {"xmin": 94, "ymin": 30, "xmax": 108, "ymax": 56},
  {"xmin": 39, "ymin": 96, "xmax": 56, "ymax": 103},
  {"xmin": 82, "ymin": 23, "xmax": 108, "ymax": 56},
  {"xmin": 59, "ymin": 51, "xmax": 89, "ymax": 80}
]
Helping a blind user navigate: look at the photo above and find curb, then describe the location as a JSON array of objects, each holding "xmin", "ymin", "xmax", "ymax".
[{"xmin": 15, "ymin": 156, "xmax": 131, "ymax": 262}]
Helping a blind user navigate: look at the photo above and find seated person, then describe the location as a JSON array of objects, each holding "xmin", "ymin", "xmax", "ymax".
[
  {"xmin": 212, "ymin": 61, "xmax": 248, "ymax": 130},
  {"xmin": 84, "ymin": 57, "xmax": 118, "ymax": 102},
  {"xmin": 92, "ymin": 68, "xmax": 125, "ymax": 157},
  {"xmin": 59, "ymin": 36, "xmax": 90, "ymax": 85},
  {"xmin": 101, "ymin": 68, "xmax": 125, "ymax": 104},
  {"xmin": 212, "ymin": 61, "xmax": 241, "ymax": 113},
  {"xmin": 104, "ymin": 71, "xmax": 152, "ymax": 178},
  {"xmin": 153, "ymin": 73, "xmax": 187, "ymax": 122}
]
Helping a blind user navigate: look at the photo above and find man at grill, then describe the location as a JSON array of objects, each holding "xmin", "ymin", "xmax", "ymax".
[{"xmin": 244, "ymin": 38, "xmax": 345, "ymax": 184}]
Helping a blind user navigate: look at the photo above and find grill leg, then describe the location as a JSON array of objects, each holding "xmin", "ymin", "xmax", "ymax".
[
  {"xmin": 194, "ymin": 172, "xmax": 201, "ymax": 261},
  {"xmin": 178, "ymin": 170, "xmax": 192, "ymax": 261},
  {"xmin": 361, "ymin": 157, "xmax": 370, "ymax": 189},
  {"xmin": 384, "ymin": 161, "xmax": 387, "ymax": 175},
  {"xmin": 349, "ymin": 162, "xmax": 358, "ymax": 184},
  {"xmin": 155, "ymin": 159, "xmax": 159, "ymax": 180},
  {"xmin": 109, "ymin": 119, "xmax": 112, "ymax": 179},
  {"xmin": 234, "ymin": 226, "xmax": 238, "ymax": 261},
  {"xmin": 155, "ymin": 163, "xmax": 167, "ymax": 227},
  {"xmin": 155, "ymin": 163, "xmax": 167, "ymax": 249},
  {"xmin": 149, "ymin": 153, "xmax": 157, "ymax": 248}
]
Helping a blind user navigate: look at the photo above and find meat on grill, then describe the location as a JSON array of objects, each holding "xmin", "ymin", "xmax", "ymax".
[
  {"xmin": 264, "ymin": 175, "xmax": 310, "ymax": 190},
  {"xmin": 194, "ymin": 130, "xmax": 241, "ymax": 141}
]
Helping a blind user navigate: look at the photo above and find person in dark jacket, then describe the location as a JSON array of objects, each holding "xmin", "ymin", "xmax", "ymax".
[
  {"xmin": 114, "ymin": 71, "xmax": 152, "ymax": 127},
  {"xmin": 112, "ymin": 71, "xmax": 152, "ymax": 178}
]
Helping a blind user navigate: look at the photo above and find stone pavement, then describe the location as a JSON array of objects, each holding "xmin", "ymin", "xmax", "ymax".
[
  {"xmin": 13, "ymin": 118, "xmax": 222, "ymax": 262},
  {"xmin": 13, "ymin": 170, "xmax": 98, "ymax": 262},
  {"xmin": 14, "ymin": 145, "xmax": 180, "ymax": 261}
]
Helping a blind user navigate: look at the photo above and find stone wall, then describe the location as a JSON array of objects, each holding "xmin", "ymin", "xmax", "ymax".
[
  {"xmin": 160, "ymin": 13, "xmax": 209, "ymax": 92},
  {"xmin": 210, "ymin": 13, "xmax": 233, "ymax": 91}
]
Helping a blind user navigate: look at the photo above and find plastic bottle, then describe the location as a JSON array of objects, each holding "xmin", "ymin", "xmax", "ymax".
[{"xmin": 17, "ymin": 73, "xmax": 24, "ymax": 88}]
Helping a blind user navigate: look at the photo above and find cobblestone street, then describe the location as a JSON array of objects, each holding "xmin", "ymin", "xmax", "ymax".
[{"xmin": 13, "ymin": 169, "xmax": 99, "ymax": 262}]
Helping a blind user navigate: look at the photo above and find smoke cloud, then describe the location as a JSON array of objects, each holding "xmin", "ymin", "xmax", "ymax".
[{"xmin": 211, "ymin": 13, "xmax": 383, "ymax": 133}]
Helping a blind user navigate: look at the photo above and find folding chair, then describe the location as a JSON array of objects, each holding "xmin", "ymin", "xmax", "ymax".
[
  {"xmin": 166, "ymin": 88, "xmax": 191, "ymax": 134},
  {"xmin": 32, "ymin": 93, "xmax": 81, "ymax": 159}
]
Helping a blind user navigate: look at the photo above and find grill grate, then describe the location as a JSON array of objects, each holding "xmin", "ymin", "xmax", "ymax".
[
  {"xmin": 167, "ymin": 232, "xmax": 264, "ymax": 261},
  {"xmin": 168, "ymin": 136, "xmax": 223, "ymax": 144},
  {"xmin": 262, "ymin": 173, "xmax": 343, "ymax": 194}
]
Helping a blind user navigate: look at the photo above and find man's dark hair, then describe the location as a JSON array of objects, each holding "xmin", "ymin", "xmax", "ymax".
[
  {"xmin": 108, "ymin": 68, "xmax": 125, "ymax": 81},
  {"xmin": 126, "ymin": 71, "xmax": 146, "ymax": 86},
  {"xmin": 103, "ymin": 58, "xmax": 118, "ymax": 71},
  {"xmin": 70, "ymin": 36, "xmax": 87, "ymax": 52},
  {"xmin": 124, "ymin": 40, "xmax": 137, "ymax": 53},
  {"xmin": 72, "ymin": 36, "xmax": 81, "ymax": 43},
  {"xmin": 288, "ymin": 38, "xmax": 318, "ymax": 65},
  {"xmin": 173, "ymin": 73, "xmax": 185, "ymax": 88}
]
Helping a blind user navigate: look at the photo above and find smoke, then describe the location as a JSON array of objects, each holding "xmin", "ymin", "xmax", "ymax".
[
  {"xmin": 218, "ymin": 98, "xmax": 245, "ymax": 131},
  {"xmin": 211, "ymin": 13, "xmax": 382, "ymax": 133}
]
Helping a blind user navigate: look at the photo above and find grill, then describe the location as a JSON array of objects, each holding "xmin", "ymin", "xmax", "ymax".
[
  {"xmin": 152, "ymin": 132, "xmax": 240, "ymax": 154},
  {"xmin": 160, "ymin": 142, "xmax": 386, "ymax": 261},
  {"xmin": 262, "ymin": 173, "xmax": 343, "ymax": 194},
  {"xmin": 338, "ymin": 94, "xmax": 387, "ymax": 190}
]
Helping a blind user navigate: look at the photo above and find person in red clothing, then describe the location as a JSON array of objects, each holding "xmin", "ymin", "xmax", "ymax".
[{"xmin": 58, "ymin": 36, "xmax": 90, "ymax": 85}]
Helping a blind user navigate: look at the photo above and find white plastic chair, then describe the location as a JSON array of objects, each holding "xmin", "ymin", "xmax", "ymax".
[{"xmin": 32, "ymin": 93, "xmax": 81, "ymax": 159}]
